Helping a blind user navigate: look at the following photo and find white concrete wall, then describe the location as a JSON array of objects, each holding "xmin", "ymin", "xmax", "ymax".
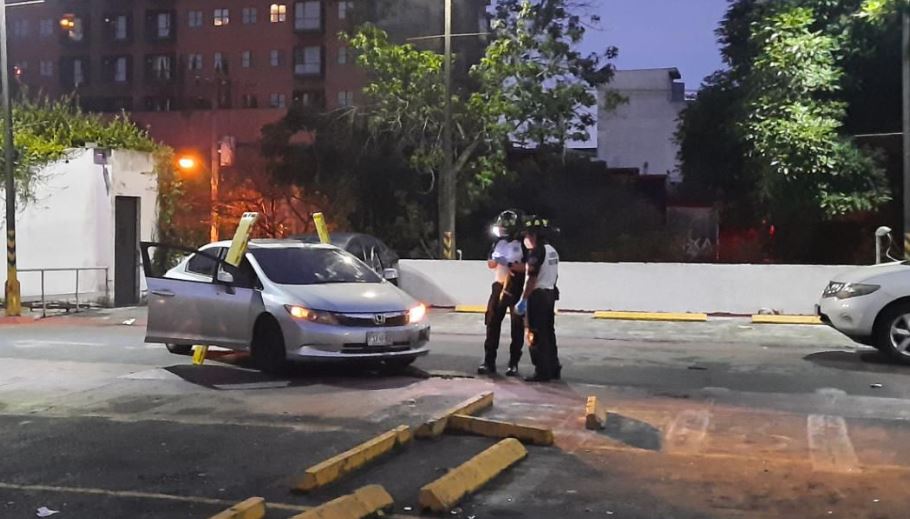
[
  {"xmin": 0, "ymin": 148, "xmax": 157, "ymax": 304},
  {"xmin": 399, "ymin": 260, "xmax": 859, "ymax": 315},
  {"xmin": 598, "ymin": 69, "xmax": 686, "ymax": 181}
]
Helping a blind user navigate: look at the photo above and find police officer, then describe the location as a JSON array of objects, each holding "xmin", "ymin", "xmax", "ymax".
[
  {"xmin": 515, "ymin": 217, "xmax": 561, "ymax": 382},
  {"xmin": 478, "ymin": 210, "xmax": 527, "ymax": 376}
]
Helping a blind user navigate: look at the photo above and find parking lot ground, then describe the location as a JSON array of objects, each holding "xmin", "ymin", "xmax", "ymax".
[{"xmin": 2, "ymin": 309, "xmax": 910, "ymax": 518}]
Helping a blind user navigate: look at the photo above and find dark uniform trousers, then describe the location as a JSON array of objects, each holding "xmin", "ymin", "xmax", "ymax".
[
  {"xmin": 527, "ymin": 288, "xmax": 559, "ymax": 378},
  {"xmin": 483, "ymin": 273, "xmax": 526, "ymax": 367}
]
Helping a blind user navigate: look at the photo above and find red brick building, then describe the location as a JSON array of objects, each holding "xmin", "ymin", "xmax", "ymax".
[{"xmin": 7, "ymin": 0, "xmax": 489, "ymax": 153}]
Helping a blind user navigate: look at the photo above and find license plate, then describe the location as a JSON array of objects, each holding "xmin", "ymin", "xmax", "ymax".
[{"xmin": 367, "ymin": 332, "xmax": 391, "ymax": 347}]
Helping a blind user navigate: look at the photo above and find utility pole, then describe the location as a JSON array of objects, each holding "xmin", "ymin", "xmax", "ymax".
[
  {"xmin": 1, "ymin": 0, "xmax": 20, "ymax": 316},
  {"xmin": 210, "ymin": 117, "xmax": 220, "ymax": 243},
  {"xmin": 439, "ymin": 0, "xmax": 455, "ymax": 259},
  {"xmin": 903, "ymin": 10, "xmax": 910, "ymax": 258}
]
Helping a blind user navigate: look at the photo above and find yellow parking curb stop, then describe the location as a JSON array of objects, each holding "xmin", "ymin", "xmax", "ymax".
[
  {"xmin": 418, "ymin": 438, "xmax": 527, "ymax": 513},
  {"xmin": 416, "ymin": 392, "xmax": 494, "ymax": 439},
  {"xmin": 455, "ymin": 305, "xmax": 487, "ymax": 314},
  {"xmin": 208, "ymin": 497, "xmax": 265, "ymax": 519},
  {"xmin": 593, "ymin": 311, "xmax": 708, "ymax": 322},
  {"xmin": 585, "ymin": 396, "xmax": 607, "ymax": 430},
  {"xmin": 295, "ymin": 425, "xmax": 411, "ymax": 492},
  {"xmin": 447, "ymin": 414, "xmax": 554, "ymax": 446},
  {"xmin": 290, "ymin": 485, "xmax": 393, "ymax": 519},
  {"xmin": 751, "ymin": 314, "xmax": 822, "ymax": 325},
  {"xmin": 192, "ymin": 345, "xmax": 209, "ymax": 366}
]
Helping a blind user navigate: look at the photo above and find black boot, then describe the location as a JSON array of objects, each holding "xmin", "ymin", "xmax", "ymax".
[
  {"xmin": 477, "ymin": 363, "xmax": 496, "ymax": 375},
  {"xmin": 505, "ymin": 365, "xmax": 519, "ymax": 377},
  {"xmin": 524, "ymin": 372, "xmax": 551, "ymax": 382}
]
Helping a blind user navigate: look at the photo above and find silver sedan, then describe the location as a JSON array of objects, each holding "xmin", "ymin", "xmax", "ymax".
[{"xmin": 140, "ymin": 240, "xmax": 430, "ymax": 373}]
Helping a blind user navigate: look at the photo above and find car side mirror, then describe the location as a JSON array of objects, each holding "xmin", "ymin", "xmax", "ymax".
[
  {"xmin": 383, "ymin": 268, "xmax": 398, "ymax": 280},
  {"xmin": 217, "ymin": 270, "xmax": 235, "ymax": 284}
]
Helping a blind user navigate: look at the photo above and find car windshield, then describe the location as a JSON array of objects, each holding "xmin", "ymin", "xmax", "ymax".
[{"xmin": 250, "ymin": 247, "xmax": 381, "ymax": 285}]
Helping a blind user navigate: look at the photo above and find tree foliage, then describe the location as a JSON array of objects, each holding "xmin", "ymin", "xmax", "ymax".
[{"xmin": 346, "ymin": 0, "xmax": 616, "ymax": 192}]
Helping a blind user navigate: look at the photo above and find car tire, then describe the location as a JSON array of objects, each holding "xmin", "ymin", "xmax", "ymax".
[
  {"xmin": 251, "ymin": 317, "xmax": 288, "ymax": 375},
  {"xmin": 165, "ymin": 343, "xmax": 193, "ymax": 355},
  {"xmin": 874, "ymin": 303, "xmax": 910, "ymax": 364}
]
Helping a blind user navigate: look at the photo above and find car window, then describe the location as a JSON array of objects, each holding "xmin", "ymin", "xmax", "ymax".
[
  {"xmin": 217, "ymin": 257, "xmax": 260, "ymax": 289},
  {"xmin": 186, "ymin": 248, "xmax": 225, "ymax": 277},
  {"xmin": 250, "ymin": 247, "xmax": 382, "ymax": 285}
]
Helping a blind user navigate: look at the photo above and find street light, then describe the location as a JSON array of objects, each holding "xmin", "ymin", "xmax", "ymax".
[{"xmin": 177, "ymin": 155, "xmax": 199, "ymax": 172}]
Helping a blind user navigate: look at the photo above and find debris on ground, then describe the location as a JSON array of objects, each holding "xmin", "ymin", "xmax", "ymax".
[
  {"xmin": 871, "ymin": 383, "xmax": 883, "ymax": 389},
  {"xmin": 688, "ymin": 366, "xmax": 708, "ymax": 371},
  {"xmin": 36, "ymin": 507, "xmax": 60, "ymax": 518},
  {"xmin": 121, "ymin": 319, "xmax": 136, "ymax": 326}
]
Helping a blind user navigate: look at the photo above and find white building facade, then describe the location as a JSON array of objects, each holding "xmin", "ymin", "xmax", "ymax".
[
  {"xmin": 0, "ymin": 148, "xmax": 158, "ymax": 307},
  {"xmin": 598, "ymin": 68, "xmax": 688, "ymax": 182}
]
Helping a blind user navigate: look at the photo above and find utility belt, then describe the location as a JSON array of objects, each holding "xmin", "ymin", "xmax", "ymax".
[{"xmin": 531, "ymin": 287, "xmax": 559, "ymax": 300}]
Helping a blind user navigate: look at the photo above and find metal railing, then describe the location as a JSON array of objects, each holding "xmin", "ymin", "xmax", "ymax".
[{"xmin": 18, "ymin": 267, "xmax": 110, "ymax": 317}]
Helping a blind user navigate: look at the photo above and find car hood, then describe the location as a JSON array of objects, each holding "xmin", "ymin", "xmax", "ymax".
[
  {"xmin": 276, "ymin": 282, "xmax": 417, "ymax": 313},
  {"xmin": 833, "ymin": 262, "xmax": 910, "ymax": 284}
]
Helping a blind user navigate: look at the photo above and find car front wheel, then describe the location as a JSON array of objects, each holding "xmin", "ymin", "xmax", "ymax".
[
  {"xmin": 251, "ymin": 316, "xmax": 289, "ymax": 375},
  {"xmin": 874, "ymin": 303, "xmax": 910, "ymax": 364}
]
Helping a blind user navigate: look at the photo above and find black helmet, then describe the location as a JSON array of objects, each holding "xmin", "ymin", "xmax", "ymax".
[
  {"xmin": 493, "ymin": 209, "xmax": 523, "ymax": 238},
  {"xmin": 523, "ymin": 216, "xmax": 558, "ymax": 240}
]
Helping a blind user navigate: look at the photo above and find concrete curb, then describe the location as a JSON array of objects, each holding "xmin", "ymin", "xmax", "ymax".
[
  {"xmin": 416, "ymin": 392, "xmax": 494, "ymax": 439},
  {"xmin": 289, "ymin": 485, "xmax": 394, "ymax": 519},
  {"xmin": 447, "ymin": 414, "xmax": 554, "ymax": 446},
  {"xmin": 295, "ymin": 425, "xmax": 411, "ymax": 492},
  {"xmin": 418, "ymin": 438, "xmax": 528, "ymax": 513},
  {"xmin": 752, "ymin": 315, "xmax": 822, "ymax": 325},
  {"xmin": 593, "ymin": 311, "xmax": 708, "ymax": 322},
  {"xmin": 208, "ymin": 497, "xmax": 266, "ymax": 519},
  {"xmin": 585, "ymin": 396, "xmax": 607, "ymax": 430}
]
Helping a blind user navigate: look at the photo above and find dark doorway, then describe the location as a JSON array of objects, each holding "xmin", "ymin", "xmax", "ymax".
[{"xmin": 114, "ymin": 196, "xmax": 140, "ymax": 307}]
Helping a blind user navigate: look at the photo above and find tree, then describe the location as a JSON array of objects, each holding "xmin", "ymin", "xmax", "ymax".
[
  {"xmin": 743, "ymin": 5, "xmax": 890, "ymax": 217},
  {"xmin": 346, "ymin": 0, "xmax": 617, "ymax": 193}
]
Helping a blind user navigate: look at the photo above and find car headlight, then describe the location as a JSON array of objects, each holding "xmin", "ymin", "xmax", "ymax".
[
  {"xmin": 409, "ymin": 304, "xmax": 427, "ymax": 324},
  {"xmin": 835, "ymin": 283, "xmax": 880, "ymax": 300},
  {"xmin": 285, "ymin": 305, "xmax": 338, "ymax": 325}
]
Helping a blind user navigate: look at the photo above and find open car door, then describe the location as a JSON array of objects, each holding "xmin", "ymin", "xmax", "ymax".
[{"xmin": 140, "ymin": 243, "xmax": 259, "ymax": 349}]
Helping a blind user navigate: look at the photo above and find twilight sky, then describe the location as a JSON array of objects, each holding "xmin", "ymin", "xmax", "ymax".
[{"xmin": 579, "ymin": 0, "xmax": 730, "ymax": 90}]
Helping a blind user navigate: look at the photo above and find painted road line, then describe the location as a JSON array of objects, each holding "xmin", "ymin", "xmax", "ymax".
[
  {"xmin": 807, "ymin": 415, "xmax": 860, "ymax": 473},
  {"xmin": 455, "ymin": 305, "xmax": 487, "ymax": 313},
  {"xmin": 585, "ymin": 396, "xmax": 607, "ymax": 430},
  {"xmin": 752, "ymin": 314, "xmax": 822, "ymax": 325},
  {"xmin": 416, "ymin": 391, "xmax": 494, "ymax": 439},
  {"xmin": 0, "ymin": 482, "xmax": 309, "ymax": 513},
  {"xmin": 593, "ymin": 311, "xmax": 708, "ymax": 322},
  {"xmin": 418, "ymin": 438, "xmax": 528, "ymax": 513},
  {"xmin": 664, "ymin": 409, "xmax": 711, "ymax": 455},
  {"xmin": 209, "ymin": 497, "xmax": 265, "ymax": 519},
  {"xmin": 295, "ymin": 425, "xmax": 411, "ymax": 492}
]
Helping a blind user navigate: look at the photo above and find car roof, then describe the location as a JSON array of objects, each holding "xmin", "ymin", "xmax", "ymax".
[
  {"xmin": 293, "ymin": 233, "xmax": 365, "ymax": 247},
  {"xmin": 203, "ymin": 239, "xmax": 336, "ymax": 250}
]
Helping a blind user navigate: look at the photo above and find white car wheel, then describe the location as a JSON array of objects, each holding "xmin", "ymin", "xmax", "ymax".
[{"xmin": 876, "ymin": 304, "xmax": 910, "ymax": 364}]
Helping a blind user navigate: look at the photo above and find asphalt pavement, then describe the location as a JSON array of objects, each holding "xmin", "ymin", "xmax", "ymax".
[{"xmin": 1, "ymin": 308, "xmax": 909, "ymax": 518}]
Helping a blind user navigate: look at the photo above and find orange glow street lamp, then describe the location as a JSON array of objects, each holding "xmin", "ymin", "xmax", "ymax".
[{"xmin": 177, "ymin": 155, "xmax": 198, "ymax": 172}]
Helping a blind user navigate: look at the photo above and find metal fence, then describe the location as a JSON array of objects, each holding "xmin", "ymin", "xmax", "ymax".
[{"xmin": 19, "ymin": 267, "xmax": 110, "ymax": 317}]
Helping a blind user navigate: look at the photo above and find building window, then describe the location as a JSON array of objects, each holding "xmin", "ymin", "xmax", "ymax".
[
  {"xmin": 149, "ymin": 54, "xmax": 173, "ymax": 81},
  {"xmin": 269, "ymin": 93, "xmax": 286, "ymax": 108},
  {"xmin": 242, "ymin": 94, "xmax": 258, "ymax": 108},
  {"xmin": 214, "ymin": 8, "xmax": 230, "ymax": 26},
  {"xmin": 294, "ymin": 46, "xmax": 321, "ymax": 76},
  {"xmin": 40, "ymin": 60, "xmax": 53, "ymax": 77},
  {"xmin": 114, "ymin": 56, "xmax": 129, "ymax": 83},
  {"xmin": 337, "ymin": 90, "xmax": 353, "ymax": 107},
  {"xmin": 187, "ymin": 53, "xmax": 203, "ymax": 71},
  {"xmin": 242, "ymin": 7, "xmax": 257, "ymax": 24},
  {"xmin": 188, "ymin": 10, "xmax": 203, "ymax": 28},
  {"xmin": 73, "ymin": 58, "xmax": 86, "ymax": 86},
  {"xmin": 338, "ymin": 1, "xmax": 354, "ymax": 20},
  {"xmin": 270, "ymin": 49, "xmax": 283, "ymax": 67},
  {"xmin": 270, "ymin": 4, "xmax": 287, "ymax": 22},
  {"xmin": 157, "ymin": 12, "xmax": 172, "ymax": 38},
  {"xmin": 294, "ymin": 1, "xmax": 321, "ymax": 31},
  {"xmin": 39, "ymin": 19, "xmax": 53, "ymax": 37},
  {"xmin": 214, "ymin": 52, "xmax": 228, "ymax": 73},
  {"xmin": 112, "ymin": 14, "xmax": 130, "ymax": 41},
  {"xmin": 337, "ymin": 46, "xmax": 348, "ymax": 65},
  {"xmin": 12, "ymin": 20, "xmax": 30, "ymax": 38},
  {"xmin": 241, "ymin": 51, "xmax": 252, "ymax": 68}
]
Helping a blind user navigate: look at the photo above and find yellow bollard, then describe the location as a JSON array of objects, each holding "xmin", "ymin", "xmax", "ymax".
[
  {"xmin": 313, "ymin": 212, "xmax": 331, "ymax": 244},
  {"xmin": 192, "ymin": 345, "xmax": 208, "ymax": 365}
]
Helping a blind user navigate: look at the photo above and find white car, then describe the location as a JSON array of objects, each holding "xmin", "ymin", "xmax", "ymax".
[
  {"xmin": 141, "ymin": 240, "xmax": 430, "ymax": 374},
  {"xmin": 817, "ymin": 262, "xmax": 910, "ymax": 363}
]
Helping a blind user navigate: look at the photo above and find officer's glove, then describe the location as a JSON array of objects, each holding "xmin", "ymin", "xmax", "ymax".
[{"xmin": 514, "ymin": 298, "xmax": 527, "ymax": 316}]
